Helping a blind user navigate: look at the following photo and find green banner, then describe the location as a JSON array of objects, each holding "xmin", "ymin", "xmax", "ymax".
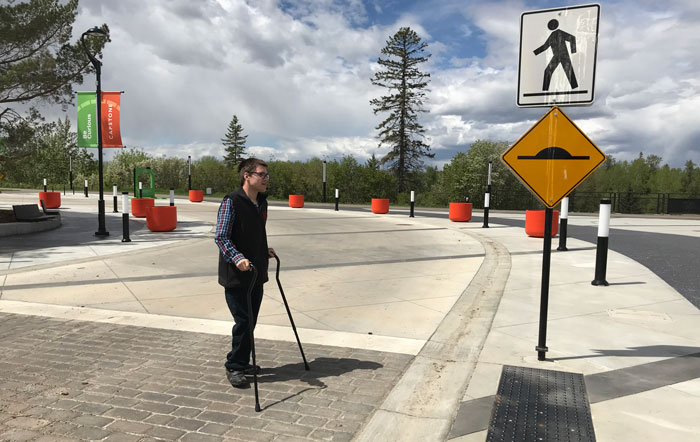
[{"xmin": 77, "ymin": 92, "xmax": 97, "ymax": 148}]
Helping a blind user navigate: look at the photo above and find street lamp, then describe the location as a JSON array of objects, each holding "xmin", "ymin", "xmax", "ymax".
[{"xmin": 81, "ymin": 26, "xmax": 110, "ymax": 237}]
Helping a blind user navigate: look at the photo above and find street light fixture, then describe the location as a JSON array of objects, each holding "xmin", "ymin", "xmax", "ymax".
[{"xmin": 81, "ymin": 26, "xmax": 110, "ymax": 237}]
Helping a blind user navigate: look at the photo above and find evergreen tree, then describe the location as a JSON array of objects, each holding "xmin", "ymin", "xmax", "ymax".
[
  {"xmin": 370, "ymin": 27, "xmax": 433, "ymax": 193},
  {"xmin": 221, "ymin": 114, "xmax": 247, "ymax": 167}
]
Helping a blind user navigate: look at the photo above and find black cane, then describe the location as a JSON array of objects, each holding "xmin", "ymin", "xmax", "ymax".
[
  {"xmin": 246, "ymin": 264, "xmax": 261, "ymax": 412},
  {"xmin": 274, "ymin": 254, "xmax": 310, "ymax": 371}
]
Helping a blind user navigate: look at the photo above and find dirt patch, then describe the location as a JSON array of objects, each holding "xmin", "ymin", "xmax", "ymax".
[{"xmin": 0, "ymin": 209, "xmax": 16, "ymax": 224}]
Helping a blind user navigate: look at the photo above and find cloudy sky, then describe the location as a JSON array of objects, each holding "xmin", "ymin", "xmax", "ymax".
[{"xmin": 64, "ymin": 0, "xmax": 700, "ymax": 168}]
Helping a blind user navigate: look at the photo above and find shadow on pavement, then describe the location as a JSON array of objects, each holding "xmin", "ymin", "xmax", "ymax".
[
  {"xmin": 257, "ymin": 357, "xmax": 383, "ymax": 409},
  {"xmin": 0, "ymin": 211, "xmax": 210, "ymax": 255},
  {"xmin": 552, "ymin": 345, "xmax": 700, "ymax": 361}
]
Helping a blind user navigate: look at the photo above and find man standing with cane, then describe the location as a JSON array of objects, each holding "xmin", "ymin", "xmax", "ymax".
[{"xmin": 214, "ymin": 158, "xmax": 275, "ymax": 388}]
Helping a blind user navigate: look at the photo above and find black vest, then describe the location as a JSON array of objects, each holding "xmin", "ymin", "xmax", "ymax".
[{"xmin": 218, "ymin": 188, "xmax": 269, "ymax": 288}]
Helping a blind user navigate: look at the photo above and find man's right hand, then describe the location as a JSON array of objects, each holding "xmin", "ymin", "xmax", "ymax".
[{"xmin": 236, "ymin": 259, "xmax": 252, "ymax": 272}]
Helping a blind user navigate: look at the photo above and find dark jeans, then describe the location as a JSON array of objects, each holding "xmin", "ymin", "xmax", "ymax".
[{"xmin": 224, "ymin": 284, "xmax": 264, "ymax": 371}]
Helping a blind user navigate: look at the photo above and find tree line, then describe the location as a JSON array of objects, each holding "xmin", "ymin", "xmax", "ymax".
[{"xmin": 3, "ymin": 128, "xmax": 699, "ymax": 213}]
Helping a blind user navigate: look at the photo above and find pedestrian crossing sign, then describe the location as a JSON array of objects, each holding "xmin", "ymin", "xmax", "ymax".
[{"xmin": 517, "ymin": 4, "xmax": 600, "ymax": 107}]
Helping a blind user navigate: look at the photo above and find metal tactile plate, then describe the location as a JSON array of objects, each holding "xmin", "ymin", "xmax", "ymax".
[{"xmin": 486, "ymin": 365, "xmax": 596, "ymax": 442}]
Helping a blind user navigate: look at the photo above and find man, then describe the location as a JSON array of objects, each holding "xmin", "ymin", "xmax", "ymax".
[{"xmin": 214, "ymin": 158, "xmax": 275, "ymax": 388}]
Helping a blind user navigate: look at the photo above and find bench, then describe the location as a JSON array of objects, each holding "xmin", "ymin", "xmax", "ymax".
[
  {"xmin": 12, "ymin": 204, "xmax": 55, "ymax": 222},
  {"xmin": 39, "ymin": 199, "xmax": 60, "ymax": 215}
]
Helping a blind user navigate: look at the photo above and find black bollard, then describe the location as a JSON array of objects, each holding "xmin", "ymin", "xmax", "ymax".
[
  {"xmin": 113, "ymin": 185, "xmax": 118, "ymax": 213},
  {"xmin": 483, "ymin": 161, "xmax": 492, "ymax": 228},
  {"xmin": 335, "ymin": 189, "xmax": 339, "ymax": 211},
  {"xmin": 557, "ymin": 197, "xmax": 569, "ymax": 251},
  {"xmin": 121, "ymin": 192, "xmax": 131, "ymax": 242},
  {"xmin": 84, "ymin": 180, "xmax": 88, "ymax": 197},
  {"xmin": 592, "ymin": 199, "xmax": 611, "ymax": 286},
  {"xmin": 410, "ymin": 191, "xmax": 415, "ymax": 218},
  {"xmin": 170, "ymin": 188, "xmax": 175, "ymax": 206}
]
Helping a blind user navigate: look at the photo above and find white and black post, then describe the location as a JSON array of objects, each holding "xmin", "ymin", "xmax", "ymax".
[
  {"xmin": 557, "ymin": 197, "xmax": 569, "ymax": 251},
  {"xmin": 187, "ymin": 155, "xmax": 192, "ymax": 191},
  {"xmin": 69, "ymin": 155, "xmax": 74, "ymax": 194},
  {"xmin": 84, "ymin": 179, "xmax": 89, "ymax": 197},
  {"xmin": 483, "ymin": 161, "xmax": 492, "ymax": 228},
  {"xmin": 113, "ymin": 185, "xmax": 118, "ymax": 213},
  {"xmin": 138, "ymin": 181, "xmax": 143, "ymax": 199},
  {"xmin": 591, "ymin": 199, "xmax": 611, "ymax": 286},
  {"xmin": 334, "ymin": 188, "xmax": 339, "ymax": 211},
  {"xmin": 43, "ymin": 178, "xmax": 47, "ymax": 192},
  {"xmin": 170, "ymin": 188, "xmax": 175, "ymax": 206},
  {"xmin": 322, "ymin": 160, "xmax": 327, "ymax": 203},
  {"xmin": 409, "ymin": 191, "xmax": 415, "ymax": 217},
  {"xmin": 121, "ymin": 192, "xmax": 131, "ymax": 242}
]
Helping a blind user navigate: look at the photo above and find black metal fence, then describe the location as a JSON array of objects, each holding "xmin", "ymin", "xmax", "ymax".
[{"xmin": 485, "ymin": 188, "xmax": 700, "ymax": 214}]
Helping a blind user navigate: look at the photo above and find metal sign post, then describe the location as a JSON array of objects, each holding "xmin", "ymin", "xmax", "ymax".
[{"xmin": 507, "ymin": 4, "xmax": 603, "ymax": 360}]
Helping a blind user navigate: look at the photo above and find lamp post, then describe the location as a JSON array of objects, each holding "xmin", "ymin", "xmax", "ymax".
[{"xmin": 81, "ymin": 26, "xmax": 110, "ymax": 237}]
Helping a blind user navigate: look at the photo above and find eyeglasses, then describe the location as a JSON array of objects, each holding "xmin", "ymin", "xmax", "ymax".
[{"xmin": 249, "ymin": 171, "xmax": 270, "ymax": 180}]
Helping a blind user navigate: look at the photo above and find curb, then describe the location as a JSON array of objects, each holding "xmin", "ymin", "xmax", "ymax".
[{"xmin": 353, "ymin": 229, "xmax": 512, "ymax": 442}]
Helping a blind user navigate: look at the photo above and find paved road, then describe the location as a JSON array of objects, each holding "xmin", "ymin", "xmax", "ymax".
[
  {"xmin": 469, "ymin": 215, "xmax": 700, "ymax": 310},
  {"xmin": 283, "ymin": 201, "xmax": 700, "ymax": 310}
]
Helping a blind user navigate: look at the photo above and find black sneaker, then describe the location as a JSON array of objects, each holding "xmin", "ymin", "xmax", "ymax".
[
  {"xmin": 226, "ymin": 370, "xmax": 249, "ymax": 388},
  {"xmin": 243, "ymin": 364, "xmax": 261, "ymax": 375}
]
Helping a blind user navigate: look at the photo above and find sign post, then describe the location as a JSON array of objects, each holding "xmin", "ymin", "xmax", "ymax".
[{"xmin": 502, "ymin": 106, "xmax": 605, "ymax": 361}]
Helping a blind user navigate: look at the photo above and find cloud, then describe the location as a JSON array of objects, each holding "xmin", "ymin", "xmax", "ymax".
[{"xmin": 29, "ymin": 0, "xmax": 700, "ymax": 170}]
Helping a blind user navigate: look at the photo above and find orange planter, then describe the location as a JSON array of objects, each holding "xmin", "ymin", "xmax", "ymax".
[
  {"xmin": 146, "ymin": 206, "xmax": 177, "ymax": 232},
  {"xmin": 371, "ymin": 198, "xmax": 389, "ymax": 214},
  {"xmin": 525, "ymin": 210, "xmax": 560, "ymax": 237},
  {"xmin": 289, "ymin": 194, "xmax": 304, "ymax": 208},
  {"xmin": 38, "ymin": 191, "xmax": 61, "ymax": 209},
  {"xmin": 449, "ymin": 202, "xmax": 472, "ymax": 222},
  {"xmin": 189, "ymin": 190, "xmax": 204, "ymax": 202},
  {"xmin": 131, "ymin": 198, "xmax": 155, "ymax": 218}
]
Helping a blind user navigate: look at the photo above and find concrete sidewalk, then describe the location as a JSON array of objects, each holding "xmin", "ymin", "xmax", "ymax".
[{"xmin": 1, "ymin": 189, "xmax": 699, "ymax": 441}]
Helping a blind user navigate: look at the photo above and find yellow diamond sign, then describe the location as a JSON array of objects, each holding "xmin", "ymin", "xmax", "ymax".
[{"xmin": 501, "ymin": 106, "xmax": 606, "ymax": 208}]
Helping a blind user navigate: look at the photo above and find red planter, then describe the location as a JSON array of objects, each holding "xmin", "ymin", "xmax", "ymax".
[
  {"xmin": 131, "ymin": 198, "xmax": 155, "ymax": 218},
  {"xmin": 189, "ymin": 190, "xmax": 204, "ymax": 202},
  {"xmin": 289, "ymin": 195, "xmax": 304, "ymax": 208},
  {"xmin": 146, "ymin": 206, "xmax": 177, "ymax": 232},
  {"xmin": 525, "ymin": 210, "xmax": 560, "ymax": 237},
  {"xmin": 371, "ymin": 198, "xmax": 389, "ymax": 214},
  {"xmin": 449, "ymin": 202, "xmax": 472, "ymax": 222},
  {"xmin": 38, "ymin": 192, "xmax": 61, "ymax": 209}
]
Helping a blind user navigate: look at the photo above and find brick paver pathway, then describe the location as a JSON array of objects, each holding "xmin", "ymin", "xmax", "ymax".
[{"xmin": 0, "ymin": 313, "xmax": 412, "ymax": 441}]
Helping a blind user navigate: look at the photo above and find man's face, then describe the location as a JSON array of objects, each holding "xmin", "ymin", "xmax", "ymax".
[{"xmin": 246, "ymin": 166, "xmax": 269, "ymax": 193}]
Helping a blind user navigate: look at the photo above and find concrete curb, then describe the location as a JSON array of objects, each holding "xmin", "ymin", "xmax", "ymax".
[
  {"xmin": 0, "ymin": 213, "xmax": 61, "ymax": 237},
  {"xmin": 352, "ymin": 229, "xmax": 512, "ymax": 442}
]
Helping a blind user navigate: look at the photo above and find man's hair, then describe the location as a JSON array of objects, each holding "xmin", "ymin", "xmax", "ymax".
[{"xmin": 238, "ymin": 158, "xmax": 268, "ymax": 186}]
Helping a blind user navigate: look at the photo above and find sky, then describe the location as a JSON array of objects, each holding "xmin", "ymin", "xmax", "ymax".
[{"xmin": 58, "ymin": 0, "xmax": 700, "ymax": 168}]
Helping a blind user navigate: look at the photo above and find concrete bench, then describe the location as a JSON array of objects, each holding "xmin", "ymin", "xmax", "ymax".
[{"xmin": 12, "ymin": 204, "xmax": 55, "ymax": 222}]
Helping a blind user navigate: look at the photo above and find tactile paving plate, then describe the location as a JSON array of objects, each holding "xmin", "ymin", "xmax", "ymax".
[{"xmin": 486, "ymin": 365, "xmax": 596, "ymax": 442}]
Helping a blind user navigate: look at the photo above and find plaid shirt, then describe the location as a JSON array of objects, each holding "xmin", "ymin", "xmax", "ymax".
[{"xmin": 214, "ymin": 197, "xmax": 245, "ymax": 264}]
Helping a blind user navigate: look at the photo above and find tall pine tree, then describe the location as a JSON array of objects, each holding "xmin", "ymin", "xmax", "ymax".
[
  {"xmin": 370, "ymin": 27, "xmax": 433, "ymax": 193},
  {"xmin": 221, "ymin": 114, "xmax": 247, "ymax": 167}
]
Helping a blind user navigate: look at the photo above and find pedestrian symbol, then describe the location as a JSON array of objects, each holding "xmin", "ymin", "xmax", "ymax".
[
  {"xmin": 534, "ymin": 19, "xmax": 578, "ymax": 91},
  {"xmin": 517, "ymin": 4, "xmax": 600, "ymax": 107}
]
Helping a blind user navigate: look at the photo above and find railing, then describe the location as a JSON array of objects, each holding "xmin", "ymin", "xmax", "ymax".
[{"xmin": 486, "ymin": 189, "xmax": 700, "ymax": 214}]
